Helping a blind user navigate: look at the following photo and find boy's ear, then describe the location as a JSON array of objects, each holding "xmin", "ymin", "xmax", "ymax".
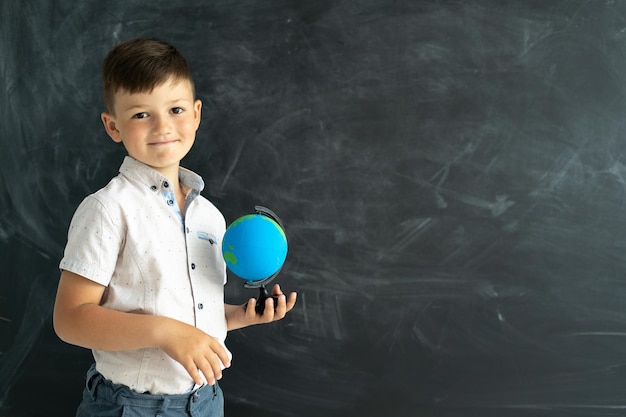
[
  {"xmin": 194, "ymin": 99, "xmax": 202, "ymax": 131},
  {"xmin": 101, "ymin": 112, "xmax": 123, "ymax": 143}
]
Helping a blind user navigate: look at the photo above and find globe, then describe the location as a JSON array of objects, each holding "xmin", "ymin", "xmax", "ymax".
[{"xmin": 221, "ymin": 213, "xmax": 288, "ymax": 282}]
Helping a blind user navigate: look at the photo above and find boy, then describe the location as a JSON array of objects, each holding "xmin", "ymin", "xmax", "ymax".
[{"xmin": 53, "ymin": 37, "xmax": 297, "ymax": 417}]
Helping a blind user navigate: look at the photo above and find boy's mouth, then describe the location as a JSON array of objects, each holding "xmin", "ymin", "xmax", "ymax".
[{"xmin": 149, "ymin": 139, "xmax": 179, "ymax": 146}]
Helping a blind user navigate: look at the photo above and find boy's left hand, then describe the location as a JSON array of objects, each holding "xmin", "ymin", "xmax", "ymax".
[
  {"xmin": 226, "ymin": 283, "xmax": 296, "ymax": 330},
  {"xmin": 244, "ymin": 283, "xmax": 297, "ymax": 323}
]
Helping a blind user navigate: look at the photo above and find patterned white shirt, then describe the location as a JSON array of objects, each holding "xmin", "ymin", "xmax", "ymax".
[{"xmin": 59, "ymin": 156, "xmax": 229, "ymax": 394}]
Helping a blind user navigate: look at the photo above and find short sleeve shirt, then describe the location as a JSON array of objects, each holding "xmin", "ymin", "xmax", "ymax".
[{"xmin": 59, "ymin": 156, "xmax": 229, "ymax": 394}]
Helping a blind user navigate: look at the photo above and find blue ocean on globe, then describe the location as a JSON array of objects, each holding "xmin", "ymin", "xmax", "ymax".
[{"xmin": 221, "ymin": 214, "xmax": 288, "ymax": 282}]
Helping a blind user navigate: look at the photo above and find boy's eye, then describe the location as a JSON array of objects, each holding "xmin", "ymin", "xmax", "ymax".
[
  {"xmin": 133, "ymin": 112, "xmax": 148, "ymax": 119},
  {"xmin": 171, "ymin": 107, "xmax": 184, "ymax": 114}
]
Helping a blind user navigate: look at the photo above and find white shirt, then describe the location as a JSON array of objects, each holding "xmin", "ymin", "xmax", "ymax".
[{"xmin": 59, "ymin": 156, "xmax": 230, "ymax": 394}]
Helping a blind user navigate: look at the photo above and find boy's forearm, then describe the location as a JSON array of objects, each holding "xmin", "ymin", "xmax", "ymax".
[
  {"xmin": 54, "ymin": 302, "xmax": 171, "ymax": 352},
  {"xmin": 224, "ymin": 303, "xmax": 247, "ymax": 331}
]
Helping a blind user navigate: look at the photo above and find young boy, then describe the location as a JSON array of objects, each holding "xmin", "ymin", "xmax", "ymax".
[{"xmin": 53, "ymin": 37, "xmax": 297, "ymax": 417}]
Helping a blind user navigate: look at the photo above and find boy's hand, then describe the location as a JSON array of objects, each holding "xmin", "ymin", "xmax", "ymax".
[
  {"xmin": 157, "ymin": 319, "xmax": 231, "ymax": 386},
  {"xmin": 226, "ymin": 284, "xmax": 297, "ymax": 330}
]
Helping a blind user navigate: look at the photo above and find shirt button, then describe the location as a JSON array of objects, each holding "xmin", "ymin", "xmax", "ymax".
[
  {"xmin": 163, "ymin": 181, "xmax": 169, "ymax": 188},
  {"xmin": 167, "ymin": 199, "xmax": 174, "ymax": 206},
  {"xmin": 197, "ymin": 303, "xmax": 204, "ymax": 310},
  {"xmin": 191, "ymin": 263, "xmax": 196, "ymax": 269},
  {"xmin": 150, "ymin": 185, "xmax": 157, "ymax": 191}
]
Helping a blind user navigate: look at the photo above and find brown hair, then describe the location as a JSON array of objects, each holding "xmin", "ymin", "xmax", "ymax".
[{"xmin": 102, "ymin": 37, "xmax": 195, "ymax": 113}]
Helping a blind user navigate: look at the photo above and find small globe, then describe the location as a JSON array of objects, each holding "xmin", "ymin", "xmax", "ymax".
[{"xmin": 222, "ymin": 213, "xmax": 288, "ymax": 282}]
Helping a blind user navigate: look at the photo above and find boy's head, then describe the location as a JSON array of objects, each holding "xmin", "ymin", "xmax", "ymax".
[{"xmin": 102, "ymin": 37, "xmax": 195, "ymax": 114}]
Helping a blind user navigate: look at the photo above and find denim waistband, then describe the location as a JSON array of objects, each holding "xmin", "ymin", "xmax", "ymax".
[{"xmin": 85, "ymin": 364, "xmax": 218, "ymax": 410}]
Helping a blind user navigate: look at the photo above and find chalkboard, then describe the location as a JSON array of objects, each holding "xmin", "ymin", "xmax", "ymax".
[{"xmin": 4, "ymin": 0, "xmax": 626, "ymax": 416}]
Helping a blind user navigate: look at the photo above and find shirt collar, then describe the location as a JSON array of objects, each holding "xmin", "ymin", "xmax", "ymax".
[{"xmin": 118, "ymin": 156, "xmax": 205, "ymax": 195}]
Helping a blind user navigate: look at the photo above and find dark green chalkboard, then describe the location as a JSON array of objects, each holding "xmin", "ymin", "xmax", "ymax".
[{"xmin": 3, "ymin": 1, "xmax": 626, "ymax": 416}]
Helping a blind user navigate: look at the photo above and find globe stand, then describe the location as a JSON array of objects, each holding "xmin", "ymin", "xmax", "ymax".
[
  {"xmin": 245, "ymin": 285, "xmax": 278, "ymax": 314},
  {"xmin": 242, "ymin": 206, "xmax": 286, "ymax": 314}
]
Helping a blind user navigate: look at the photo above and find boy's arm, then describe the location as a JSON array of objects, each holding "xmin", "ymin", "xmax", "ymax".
[
  {"xmin": 225, "ymin": 284, "xmax": 297, "ymax": 331},
  {"xmin": 53, "ymin": 270, "xmax": 230, "ymax": 386}
]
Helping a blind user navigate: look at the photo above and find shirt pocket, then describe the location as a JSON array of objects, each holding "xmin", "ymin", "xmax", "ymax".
[{"xmin": 196, "ymin": 231, "xmax": 218, "ymax": 245}]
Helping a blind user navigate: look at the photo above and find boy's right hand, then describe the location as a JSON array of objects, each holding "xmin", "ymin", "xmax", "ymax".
[{"xmin": 157, "ymin": 319, "xmax": 231, "ymax": 386}]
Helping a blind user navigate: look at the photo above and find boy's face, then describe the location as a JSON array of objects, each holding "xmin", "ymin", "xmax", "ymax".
[{"xmin": 101, "ymin": 78, "xmax": 202, "ymax": 177}]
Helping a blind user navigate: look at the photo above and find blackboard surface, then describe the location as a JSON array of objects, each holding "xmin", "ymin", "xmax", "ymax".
[{"xmin": 4, "ymin": 1, "xmax": 626, "ymax": 416}]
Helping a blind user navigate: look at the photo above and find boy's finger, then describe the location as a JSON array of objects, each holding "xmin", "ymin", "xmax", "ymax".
[
  {"xmin": 202, "ymin": 355, "xmax": 223, "ymax": 385},
  {"xmin": 271, "ymin": 283, "xmax": 283, "ymax": 296},
  {"xmin": 244, "ymin": 298, "xmax": 256, "ymax": 316},
  {"xmin": 196, "ymin": 359, "xmax": 214, "ymax": 386},
  {"xmin": 262, "ymin": 297, "xmax": 275, "ymax": 320},
  {"xmin": 215, "ymin": 347, "xmax": 231, "ymax": 369},
  {"xmin": 286, "ymin": 292, "xmax": 298, "ymax": 310},
  {"xmin": 273, "ymin": 294, "xmax": 287, "ymax": 317},
  {"xmin": 184, "ymin": 361, "xmax": 205, "ymax": 386}
]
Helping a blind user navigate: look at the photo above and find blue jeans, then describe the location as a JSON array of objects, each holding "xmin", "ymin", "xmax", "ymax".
[{"xmin": 75, "ymin": 364, "xmax": 224, "ymax": 417}]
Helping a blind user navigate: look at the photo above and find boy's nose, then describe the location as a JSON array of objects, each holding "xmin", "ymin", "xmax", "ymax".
[{"xmin": 152, "ymin": 115, "xmax": 172, "ymax": 135}]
